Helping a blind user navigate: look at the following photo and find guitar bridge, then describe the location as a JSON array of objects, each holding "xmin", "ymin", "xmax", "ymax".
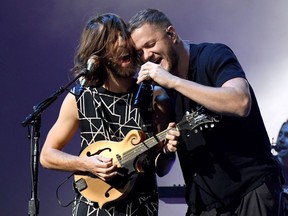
[{"xmin": 74, "ymin": 178, "xmax": 88, "ymax": 192}]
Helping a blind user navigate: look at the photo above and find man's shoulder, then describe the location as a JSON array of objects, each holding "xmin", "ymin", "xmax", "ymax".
[
  {"xmin": 189, "ymin": 42, "xmax": 234, "ymax": 62},
  {"xmin": 191, "ymin": 42, "xmax": 229, "ymax": 52}
]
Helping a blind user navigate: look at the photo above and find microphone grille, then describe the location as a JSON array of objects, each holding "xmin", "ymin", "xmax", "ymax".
[{"xmin": 87, "ymin": 56, "xmax": 96, "ymax": 71}]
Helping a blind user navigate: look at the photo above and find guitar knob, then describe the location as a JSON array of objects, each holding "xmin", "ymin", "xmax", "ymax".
[
  {"xmin": 210, "ymin": 123, "xmax": 215, "ymax": 128},
  {"xmin": 194, "ymin": 129, "xmax": 198, "ymax": 133},
  {"xmin": 204, "ymin": 124, "xmax": 208, "ymax": 128},
  {"xmin": 199, "ymin": 126, "xmax": 203, "ymax": 130}
]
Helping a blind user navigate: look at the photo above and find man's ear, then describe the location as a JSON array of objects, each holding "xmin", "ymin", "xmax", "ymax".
[
  {"xmin": 165, "ymin": 26, "xmax": 177, "ymax": 41},
  {"xmin": 166, "ymin": 31, "xmax": 174, "ymax": 37}
]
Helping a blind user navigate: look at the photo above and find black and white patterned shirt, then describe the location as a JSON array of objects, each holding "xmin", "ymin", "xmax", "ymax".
[{"xmin": 72, "ymin": 84, "xmax": 159, "ymax": 216}]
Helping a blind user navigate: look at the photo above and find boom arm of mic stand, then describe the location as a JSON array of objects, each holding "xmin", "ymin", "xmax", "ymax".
[
  {"xmin": 21, "ymin": 71, "xmax": 85, "ymax": 127},
  {"xmin": 21, "ymin": 71, "xmax": 85, "ymax": 216}
]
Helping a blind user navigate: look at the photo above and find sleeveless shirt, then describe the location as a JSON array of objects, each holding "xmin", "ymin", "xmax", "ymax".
[{"xmin": 72, "ymin": 83, "xmax": 159, "ymax": 216}]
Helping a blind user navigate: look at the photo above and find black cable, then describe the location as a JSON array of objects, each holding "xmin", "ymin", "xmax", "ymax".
[{"xmin": 56, "ymin": 173, "xmax": 75, "ymax": 208}]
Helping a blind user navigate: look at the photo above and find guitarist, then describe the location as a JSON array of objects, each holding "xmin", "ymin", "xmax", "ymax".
[{"xmin": 40, "ymin": 13, "xmax": 180, "ymax": 216}]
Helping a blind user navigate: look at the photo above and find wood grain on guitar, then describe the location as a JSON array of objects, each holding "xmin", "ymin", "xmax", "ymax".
[{"xmin": 74, "ymin": 108, "xmax": 219, "ymax": 208}]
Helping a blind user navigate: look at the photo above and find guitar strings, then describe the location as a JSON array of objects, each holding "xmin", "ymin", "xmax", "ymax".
[{"xmin": 120, "ymin": 129, "xmax": 169, "ymax": 165}]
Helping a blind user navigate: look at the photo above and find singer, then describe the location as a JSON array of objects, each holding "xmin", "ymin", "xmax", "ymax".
[
  {"xmin": 128, "ymin": 8, "xmax": 283, "ymax": 216},
  {"xmin": 39, "ymin": 13, "xmax": 180, "ymax": 216}
]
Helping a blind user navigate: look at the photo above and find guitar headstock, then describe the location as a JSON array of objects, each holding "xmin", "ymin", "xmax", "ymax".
[{"xmin": 177, "ymin": 110, "xmax": 220, "ymax": 132}]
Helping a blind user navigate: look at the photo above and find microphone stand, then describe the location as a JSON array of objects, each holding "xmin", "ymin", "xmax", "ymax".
[{"xmin": 21, "ymin": 70, "xmax": 86, "ymax": 216}]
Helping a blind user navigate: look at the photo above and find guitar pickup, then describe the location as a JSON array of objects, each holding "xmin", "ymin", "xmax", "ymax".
[{"xmin": 74, "ymin": 178, "xmax": 87, "ymax": 192}]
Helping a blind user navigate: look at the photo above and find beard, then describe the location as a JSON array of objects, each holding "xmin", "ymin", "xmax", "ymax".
[
  {"xmin": 165, "ymin": 45, "xmax": 179, "ymax": 75},
  {"xmin": 107, "ymin": 59, "xmax": 138, "ymax": 79}
]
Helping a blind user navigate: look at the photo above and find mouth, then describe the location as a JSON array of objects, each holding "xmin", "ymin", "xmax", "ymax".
[
  {"xmin": 150, "ymin": 57, "xmax": 162, "ymax": 65},
  {"xmin": 120, "ymin": 55, "xmax": 131, "ymax": 64},
  {"xmin": 155, "ymin": 58, "xmax": 162, "ymax": 65}
]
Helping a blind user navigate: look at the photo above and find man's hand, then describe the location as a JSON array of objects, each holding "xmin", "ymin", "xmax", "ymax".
[{"xmin": 163, "ymin": 122, "xmax": 180, "ymax": 154}]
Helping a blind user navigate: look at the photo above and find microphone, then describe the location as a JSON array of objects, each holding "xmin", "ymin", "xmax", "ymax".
[
  {"xmin": 82, "ymin": 56, "xmax": 96, "ymax": 78},
  {"xmin": 87, "ymin": 57, "xmax": 96, "ymax": 72},
  {"xmin": 133, "ymin": 81, "xmax": 150, "ymax": 108},
  {"xmin": 79, "ymin": 56, "xmax": 96, "ymax": 94}
]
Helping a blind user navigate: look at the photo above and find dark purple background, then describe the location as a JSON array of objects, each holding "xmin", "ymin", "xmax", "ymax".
[{"xmin": 1, "ymin": 1, "xmax": 287, "ymax": 215}]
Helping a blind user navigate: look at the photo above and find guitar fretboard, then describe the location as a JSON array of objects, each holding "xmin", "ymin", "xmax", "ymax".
[
  {"xmin": 119, "ymin": 111, "xmax": 217, "ymax": 165},
  {"xmin": 121, "ymin": 129, "xmax": 169, "ymax": 164}
]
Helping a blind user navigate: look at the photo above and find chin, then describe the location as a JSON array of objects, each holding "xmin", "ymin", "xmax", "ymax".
[
  {"xmin": 160, "ymin": 59, "xmax": 171, "ymax": 70},
  {"xmin": 160, "ymin": 61, "xmax": 167, "ymax": 70},
  {"xmin": 118, "ymin": 69, "xmax": 136, "ymax": 79}
]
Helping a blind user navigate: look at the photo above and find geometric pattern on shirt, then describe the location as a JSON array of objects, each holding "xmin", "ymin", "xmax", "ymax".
[{"xmin": 76, "ymin": 87, "xmax": 144, "ymax": 147}]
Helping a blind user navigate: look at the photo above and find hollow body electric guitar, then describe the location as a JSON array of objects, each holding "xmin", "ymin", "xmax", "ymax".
[{"xmin": 74, "ymin": 109, "xmax": 219, "ymax": 208}]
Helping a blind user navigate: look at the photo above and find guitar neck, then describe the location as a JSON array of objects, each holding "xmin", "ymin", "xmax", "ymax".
[
  {"xmin": 122, "ymin": 128, "xmax": 170, "ymax": 161},
  {"xmin": 121, "ymin": 110, "xmax": 215, "ymax": 163}
]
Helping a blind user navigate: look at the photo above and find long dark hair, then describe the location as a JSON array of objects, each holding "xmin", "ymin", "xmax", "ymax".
[{"xmin": 73, "ymin": 13, "xmax": 138, "ymax": 86}]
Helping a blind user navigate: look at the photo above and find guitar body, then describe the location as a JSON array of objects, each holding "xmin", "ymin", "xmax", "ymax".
[{"xmin": 74, "ymin": 129, "xmax": 146, "ymax": 208}]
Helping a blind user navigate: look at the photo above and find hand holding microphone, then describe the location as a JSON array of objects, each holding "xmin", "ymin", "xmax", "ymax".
[{"xmin": 136, "ymin": 61, "xmax": 177, "ymax": 89}]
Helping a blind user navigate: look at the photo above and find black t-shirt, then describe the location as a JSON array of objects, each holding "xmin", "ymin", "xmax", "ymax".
[{"xmin": 174, "ymin": 42, "xmax": 281, "ymax": 213}]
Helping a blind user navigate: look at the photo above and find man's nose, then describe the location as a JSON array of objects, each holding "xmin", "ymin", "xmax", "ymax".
[{"xmin": 142, "ymin": 49, "xmax": 152, "ymax": 62}]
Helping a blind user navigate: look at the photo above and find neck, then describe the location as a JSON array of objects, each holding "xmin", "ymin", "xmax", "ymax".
[
  {"xmin": 103, "ymin": 73, "xmax": 134, "ymax": 93},
  {"xmin": 177, "ymin": 40, "xmax": 190, "ymax": 79}
]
